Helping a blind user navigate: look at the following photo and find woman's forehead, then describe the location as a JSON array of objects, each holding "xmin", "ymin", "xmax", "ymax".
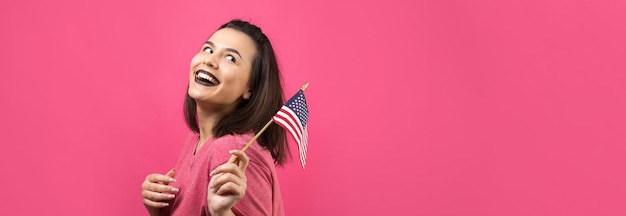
[{"xmin": 207, "ymin": 28, "xmax": 257, "ymax": 58}]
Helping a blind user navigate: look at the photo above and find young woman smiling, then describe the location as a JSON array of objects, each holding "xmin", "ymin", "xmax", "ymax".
[{"xmin": 141, "ymin": 19, "xmax": 287, "ymax": 216}]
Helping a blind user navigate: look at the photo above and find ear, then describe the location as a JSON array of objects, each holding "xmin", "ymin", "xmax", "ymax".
[{"xmin": 242, "ymin": 89, "xmax": 251, "ymax": 100}]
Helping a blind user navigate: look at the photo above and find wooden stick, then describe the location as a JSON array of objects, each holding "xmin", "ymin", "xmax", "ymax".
[
  {"xmin": 301, "ymin": 82, "xmax": 309, "ymax": 91},
  {"xmin": 227, "ymin": 119, "xmax": 274, "ymax": 163},
  {"xmin": 227, "ymin": 82, "xmax": 310, "ymax": 164}
]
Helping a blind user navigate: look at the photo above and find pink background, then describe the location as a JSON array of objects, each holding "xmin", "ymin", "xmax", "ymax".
[{"xmin": 1, "ymin": 0, "xmax": 625, "ymax": 215}]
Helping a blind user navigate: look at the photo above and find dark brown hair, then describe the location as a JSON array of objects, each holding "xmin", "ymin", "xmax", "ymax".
[{"xmin": 183, "ymin": 19, "xmax": 288, "ymax": 165}]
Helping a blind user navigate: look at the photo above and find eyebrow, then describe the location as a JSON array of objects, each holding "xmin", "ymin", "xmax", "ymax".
[{"xmin": 204, "ymin": 41, "xmax": 243, "ymax": 60}]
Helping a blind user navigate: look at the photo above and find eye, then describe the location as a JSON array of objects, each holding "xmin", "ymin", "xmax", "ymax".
[
  {"xmin": 203, "ymin": 47, "xmax": 213, "ymax": 54},
  {"xmin": 225, "ymin": 55, "xmax": 236, "ymax": 63}
]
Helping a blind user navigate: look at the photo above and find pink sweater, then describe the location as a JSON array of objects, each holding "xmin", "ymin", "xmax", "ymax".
[{"xmin": 160, "ymin": 133, "xmax": 285, "ymax": 216}]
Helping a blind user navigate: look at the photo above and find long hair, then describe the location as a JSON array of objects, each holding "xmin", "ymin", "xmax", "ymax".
[{"xmin": 184, "ymin": 19, "xmax": 288, "ymax": 165}]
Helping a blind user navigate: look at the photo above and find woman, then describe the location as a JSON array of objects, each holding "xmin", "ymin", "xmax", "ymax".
[{"xmin": 141, "ymin": 19, "xmax": 287, "ymax": 216}]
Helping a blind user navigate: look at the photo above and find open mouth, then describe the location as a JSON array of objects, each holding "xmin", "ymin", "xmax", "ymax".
[{"xmin": 194, "ymin": 69, "xmax": 220, "ymax": 86}]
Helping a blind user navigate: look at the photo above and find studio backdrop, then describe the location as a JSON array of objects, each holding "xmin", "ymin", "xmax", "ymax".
[{"xmin": 1, "ymin": 0, "xmax": 625, "ymax": 215}]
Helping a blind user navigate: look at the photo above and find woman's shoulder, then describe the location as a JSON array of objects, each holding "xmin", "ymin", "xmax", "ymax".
[
  {"xmin": 211, "ymin": 133, "xmax": 254, "ymax": 149},
  {"xmin": 208, "ymin": 133, "xmax": 264, "ymax": 158},
  {"xmin": 211, "ymin": 133, "xmax": 274, "ymax": 165}
]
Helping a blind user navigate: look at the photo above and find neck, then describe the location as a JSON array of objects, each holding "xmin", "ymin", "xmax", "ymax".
[{"xmin": 196, "ymin": 106, "xmax": 222, "ymax": 145}]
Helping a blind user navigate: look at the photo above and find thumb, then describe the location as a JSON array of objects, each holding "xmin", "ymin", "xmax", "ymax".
[{"xmin": 166, "ymin": 169, "xmax": 176, "ymax": 178}]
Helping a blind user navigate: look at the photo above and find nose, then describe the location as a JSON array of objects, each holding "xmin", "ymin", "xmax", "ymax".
[{"xmin": 203, "ymin": 55, "xmax": 218, "ymax": 69}]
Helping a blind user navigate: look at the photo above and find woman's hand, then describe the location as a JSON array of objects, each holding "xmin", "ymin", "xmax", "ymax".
[
  {"xmin": 141, "ymin": 169, "xmax": 178, "ymax": 215},
  {"xmin": 207, "ymin": 150, "xmax": 249, "ymax": 216}
]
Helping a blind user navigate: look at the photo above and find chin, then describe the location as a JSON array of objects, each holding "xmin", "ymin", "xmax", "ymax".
[
  {"xmin": 188, "ymin": 90, "xmax": 204, "ymax": 101},
  {"xmin": 188, "ymin": 84, "xmax": 204, "ymax": 99}
]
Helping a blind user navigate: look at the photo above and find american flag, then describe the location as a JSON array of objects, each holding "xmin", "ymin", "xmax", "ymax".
[{"xmin": 273, "ymin": 89, "xmax": 309, "ymax": 169}]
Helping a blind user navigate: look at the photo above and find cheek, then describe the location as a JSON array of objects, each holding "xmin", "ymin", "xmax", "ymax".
[
  {"xmin": 190, "ymin": 54, "xmax": 203, "ymax": 68},
  {"xmin": 225, "ymin": 67, "xmax": 251, "ymax": 84}
]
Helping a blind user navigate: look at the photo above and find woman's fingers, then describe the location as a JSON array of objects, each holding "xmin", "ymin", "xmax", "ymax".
[
  {"xmin": 215, "ymin": 182, "xmax": 245, "ymax": 196},
  {"xmin": 208, "ymin": 156, "xmax": 248, "ymax": 195},
  {"xmin": 142, "ymin": 190, "xmax": 176, "ymax": 201},
  {"xmin": 229, "ymin": 150, "xmax": 249, "ymax": 172},
  {"xmin": 141, "ymin": 170, "xmax": 178, "ymax": 211},
  {"xmin": 144, "ymin": 182, "xmax": 180, "ymax": 193},
  {"xmin": 142, "ymin": 172, "xmax": 179, "ymax": 205},
  {"xmin": 210, "ymin": 150, "xmax": 249, "ymax": 178},
  {"xmin": 166, "ymin": 169, "xmax": 176, "ymax": 178},
  {"xmin": 206, "ymin": 152, "xmax": 249, "ymax": 214},
  {"xmin": 146, "ymin": 173, "xmax": 177, "ymax": 185},
  {"xmin": 210, "ymin": 163, "xmax": 244, "ymax": 180},
  {"xmin": 209, "ymin": 172, "xmax": 246, "ymax": 190},
  {"xmin": 142, "ymin": 197, "xmax": 171, "ymax": 208}
]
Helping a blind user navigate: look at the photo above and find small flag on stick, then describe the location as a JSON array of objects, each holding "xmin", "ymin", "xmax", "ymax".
[
  {"xmin": 273, "ymin": 85, "xmax": 310, "ymax": 169},
  {"xmin": 228, "ymin": 83, "xmax": 310, "ymax": 169}
]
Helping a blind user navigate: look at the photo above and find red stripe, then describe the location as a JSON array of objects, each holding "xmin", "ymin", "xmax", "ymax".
[
  {"xmin": 279, "ymin": 107, "xmax": 304, "ymax": 136},
  {"xmin": 274, "ymin": 110, "xmax": 302, "ymax": 142},
  {"xmin": 275, "ymin": 110, "xmax": 302, "ymax": 139},
  {"xmin": 273, "ymin": 116, "xmax": 302, "ymax": 143}
]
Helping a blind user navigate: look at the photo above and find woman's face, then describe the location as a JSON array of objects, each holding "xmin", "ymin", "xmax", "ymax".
[{"xmin": 188, "ymin": 28, "xmax": 257, "ymax": 112}]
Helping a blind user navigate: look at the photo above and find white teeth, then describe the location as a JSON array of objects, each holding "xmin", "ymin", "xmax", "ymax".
[{"xmin": 197, "ymin": 71, "xmax": 216, "ymax": 84}]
